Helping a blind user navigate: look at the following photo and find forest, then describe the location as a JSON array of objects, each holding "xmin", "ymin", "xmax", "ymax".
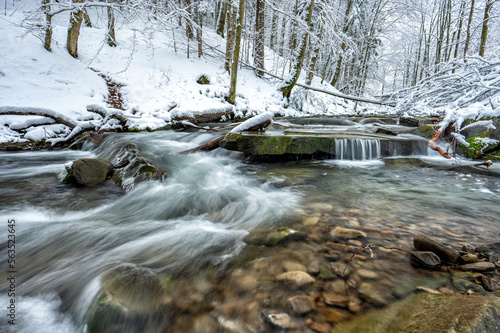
[{"xmin": 1, "ymin": 1, "xmax": 500, "ymax": 333}]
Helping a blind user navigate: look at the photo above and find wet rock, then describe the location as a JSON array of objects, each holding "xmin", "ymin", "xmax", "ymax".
[
  {"xmin": 400, "ymin": 116, "xmax": 419, "ymax": 127},
  {"xmin": 261, "ymin": 312, "xmax": 299, "ymax": 330},
  {"xmin": 326, "ymin": 280, "xmax": 347, "ymax": 294},
  {"xmin": 67, "ymin": 158, "xmax": 114, "ymax": 186},
  {"xmin": 393, "ymin": 277, "xmax": 449, "ymax": 299},
  {"xmin": 109, "ymin": 143, "xmax": 166, "ymax": 190},
  {"xmin": 100, "ymin": 263, "xmax": 164, "ymax": 314},
  {"xmin": 331, "ymin": 227, "xmax": 367, "ymax": 240},
  {"xmin": 265, "ymin": 228, "xmax": 308, "ymax": 246},
  {"xmin": 333, "ymin": 293, "xmax": 500, "ymax": 333},
  {"xmin": 318, "ymin": 265, "xmax": 336, "ymax": 280},
  {"xmin": 330, "ymin": 262, "xmax": 353, "ymax": 278},
  {"xmin": 458, "ymin": 262, "xmax": 496, "ymax": 272},
  {"xmin": 307, "ymin": 258, "xmax": 321, "ymax": 275},
  {"xmin": 482, "ymin": 275, "xmax": 495, "ymax": 291},
  {"xmin": 308, "ymin": 320, "xmax": 331, "ymax": 333},
  {"xmin": 375, "ymin": 128, "xmax": 397, "ymax": 136},
  {"xmin": 358, "ymin": 282, "xmax": 393, "ymax": 306},
  {"xmin": 327, "ymin": 242, "xmax": 359, "ymax": 253},
  {"xmin": 347, "ymin": 240, "xmax": 363, "ymax": 247},
  {"xmin": 356, "ymin": 269, "xmax": 379, "ymax": 280},
  {"xmin": 451, "ymin": 271, "xmax": 486, "ymax": 293},
  {"xmin": 303, "ymin": 216, "xmax": 320, "ymax": 226},
  {"xmin": 193, "ymin": 315, "xmax": 221, "ymax": 333},
  {"xmin": 277, "ymin": 271, "xmax": 315, "ymax": 288},
  {"xmin": 462, "ymin": 253, "xmax": 479, "ymax": 263},
  {"xmin": 308, "ymin": 203, "xmax": 334, "ymax": 211},
  {"xmin": 283, "ymin": 261, "xmax": 308, "ymax": 273},
  {"xmin": 285, "ymin": 295, "xmax": 316, "ymax": 315},
  {"xmin": 413, "ymin": 235, "xmax": 460, "ymax": 264},
  {"xmin": 462, "ymin": 244, "xmax": 476, "ymax": 254},
  {"xmin": 410, "ymin": 251, "xmax": 441, "ymax": 269},
  {"xmin": 322, "ymin": 293, "xmax": 349, "ymax": 308},
  {"xmin": 317, "ymin": 307, "xmax": 351, "ymax": 323}
]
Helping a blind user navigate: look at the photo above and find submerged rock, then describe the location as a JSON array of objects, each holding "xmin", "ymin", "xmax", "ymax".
[
  {"xmin": 285, "ymin": 295, "xmax": 316, "ymax": 315},
  {"xmin": 333, "ymin": 293, "xmax": 500, "ymax": 333},
  {"xmin": 261, "ymin": 312, "xmax": 300, "ymax": 330},
  {"xmin": 330, "ymin": 227, "xmax": 367, "ymax": 240},
  {"xmin": 100, "ymin": 263, "xmax": 165, "ymax": 313},
  {"xmin": 276, "ymin": 271, "xmax": 315, "ymax": 288}
]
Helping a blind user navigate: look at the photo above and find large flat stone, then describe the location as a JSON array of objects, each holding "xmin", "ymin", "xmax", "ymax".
[
  {"xmin": 333, "ymin": 293, "xmax": 500, "ymax": 333},
  {"xmin": 219, "ymin": 131, "xmax": 428, "ymax": 159}
]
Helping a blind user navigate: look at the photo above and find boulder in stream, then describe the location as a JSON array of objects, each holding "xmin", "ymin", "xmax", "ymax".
[{"xmin": 63, "ymin": 158, "xmax": 114, "ymax": 186}]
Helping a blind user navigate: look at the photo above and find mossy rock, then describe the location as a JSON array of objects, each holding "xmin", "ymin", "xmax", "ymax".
[
  {"xmin": 459, "ymin": 132, "xmax": 500, "ymax": 159},
  {"xmin": 334, "ymin": 293, "xmax": 500, "ymax": 333},
  {"xmin": 196, "ymin": 75, "xmax": 210, "ymax": 85}
]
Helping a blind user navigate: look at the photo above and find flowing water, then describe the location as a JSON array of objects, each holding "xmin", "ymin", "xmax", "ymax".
[{"xmin": 1, "ymin": 127, "xmax": 500, "ymax": 332}]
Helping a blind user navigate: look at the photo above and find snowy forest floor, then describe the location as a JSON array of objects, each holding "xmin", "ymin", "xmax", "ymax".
[{"xmin": 1, "ymin": 1, "xmax": 499, "ymax": 155}]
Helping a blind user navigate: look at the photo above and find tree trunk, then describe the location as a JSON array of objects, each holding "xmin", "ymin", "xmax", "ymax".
[
  {"xmin": 216, "ymin": 0, "xmax": 227, "ymax": 37},
  {"xmin": 306, "ymin": 26, "xmax": 323, "ymax": 86},
  {"xmin": 452, "ymin": 0, "xmax": 465, "ymax": 68},
  {"xmin": 331, "ymin": 0, "xmax": 353, "ymax": 87},
  {"xmin": 107, "ymin": 2, "xmax": 117, "ymax": 47},
  {"xmin": 67, "ymin": 0, "xmax": 84, "ymax": 58},
  {"xmin": 184, "ymin": 0, "xmax": 194, "ymax": 39},
  {"xmin": 270, "ymin": 2, "xmax": 278, "ymax": 51},
  {"xmin": 43, "ymin": 0, "xmax": 52, "ymax": 52},
  {"xmin": 479, "ymin": 0, "xmax": 494, "ymax": 57},
  {"xmin": 194, "ymin": 0, "xmax": 203, "ymax": 57},
  {"xmin": 280, "ymin": 0, "xmax": 314, "ymax": 99},
  {"xmin": 254, "ymin": 0, "xmax": 265, "ymax": 77},
  {"xmin": 225, "ymin": 4, "xmax": 235, "ymax": 72},
  {"xmin": 83, "ymin": 9, "xmax": 92, "ymax": 27},
  {"xmin": 227, "ymin": 0, "xmax": 245, "ymax": 105},
  {"xmin": 464, "ymin": 0, "xmax": 475, "ymax": 58}
]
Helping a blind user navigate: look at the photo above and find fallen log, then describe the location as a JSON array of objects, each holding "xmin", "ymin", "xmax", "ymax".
[
  {"xmin": 179, "ymin": 135, "xmax": 225, "ymax": 154},
  {"xmin": 179, "ymin": 112, "xmax": 274, "ymax": 154},
  {"xmin": 0, "ymin": 106, "xmax": 77, "ymax": 129}
]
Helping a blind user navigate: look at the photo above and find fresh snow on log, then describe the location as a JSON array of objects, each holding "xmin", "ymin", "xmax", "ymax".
[{"xmin": 230, "ymin": 112, "xmax": 274, "ymax": 133}]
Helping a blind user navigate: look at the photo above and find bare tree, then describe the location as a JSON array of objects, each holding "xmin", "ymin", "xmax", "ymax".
[
  {"xmin": 254, "ymin": 0, "xmax": 265, "ymax": 77},
  {"xmin": 280, "ymin": 0, "xmax": 314, "ymax": 99},
  {"xmin": 479, "ymin": 0, "xmax": 495, "ymax": 56},
  {"xmin": 227, "ymin": 0, "xmax": 245, "ymax": 104},
  {"xmin": 67, "ymin": 0, "xmax": 84, "ymax": 57}
]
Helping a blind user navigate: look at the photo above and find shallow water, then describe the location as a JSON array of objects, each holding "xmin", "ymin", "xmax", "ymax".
[{"xmin": 1, "ymin": 129, "xmax": 500, "ymax": 332}]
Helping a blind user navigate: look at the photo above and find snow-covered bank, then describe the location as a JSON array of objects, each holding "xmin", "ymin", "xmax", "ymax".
[{"xmin": 0, "ymin": 0, "xmax": 350, "ymax": 144}]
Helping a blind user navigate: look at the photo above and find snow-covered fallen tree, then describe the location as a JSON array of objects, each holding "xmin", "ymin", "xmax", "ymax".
[{"xmin": 0, "ymin": 105, "xmax": 134, "ymax": 146}]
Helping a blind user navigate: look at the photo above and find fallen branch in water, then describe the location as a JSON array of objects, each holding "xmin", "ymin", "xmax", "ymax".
[
  {"xmin": 428, "ymin": 129, "xmax": 451, "ymax": 159},
  {"xmin": 179, "ymin": 135, "xmax": 225, "ymax": 154},
  {"xmin": 174, "ymin": 120, "xmax": 220, "ymax": 131}
]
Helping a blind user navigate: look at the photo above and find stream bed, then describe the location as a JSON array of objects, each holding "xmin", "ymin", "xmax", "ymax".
[{"xmin": 1, "ymin": 126, "xmax": 500, "ymax": 332}]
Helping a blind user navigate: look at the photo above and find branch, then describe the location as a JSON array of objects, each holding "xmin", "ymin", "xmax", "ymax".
[
  {"xmin": 241, "ymin": 63, "xmax": 394, "ymax": 106},
  {"xmin": 0, "ymin": 106, "xmax": 77, "ymax": 129}
]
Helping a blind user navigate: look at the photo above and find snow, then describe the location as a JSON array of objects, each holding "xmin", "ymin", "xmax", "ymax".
[
  {"xmin": 0, "ymin": 0, "xmax": 499, "ymax": 145},
  {"xmin": 230, "ymin": 112, "xmax": 274, "ymax": 133}
]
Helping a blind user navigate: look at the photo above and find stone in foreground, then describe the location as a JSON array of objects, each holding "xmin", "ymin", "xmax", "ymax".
[{"xmin": 333, "ymin": 293, "xmax": 500, "ymax": 333}]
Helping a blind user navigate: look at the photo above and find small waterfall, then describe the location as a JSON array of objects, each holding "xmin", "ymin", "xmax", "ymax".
[{"xmin": 335, "ymin": 138, "xmax": 381, "ymax": 160}]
